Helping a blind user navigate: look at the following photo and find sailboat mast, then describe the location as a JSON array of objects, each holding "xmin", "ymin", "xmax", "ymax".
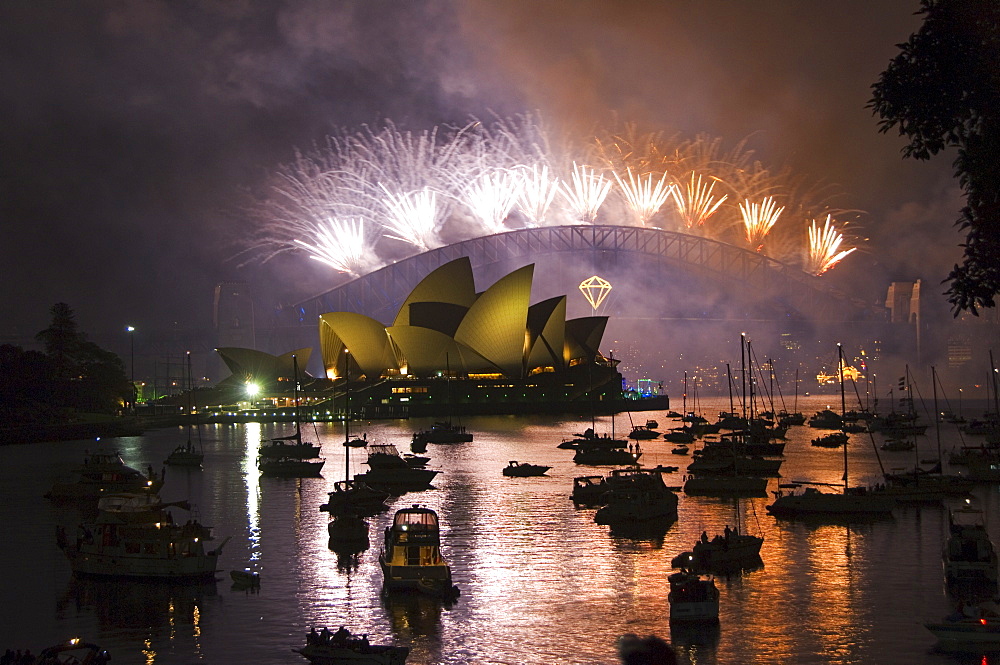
[
  {"xmin": 839, "ymin": 344, "xmax": 848, "ymax": 491},
  {"xmin": 991, "ymin": 350, "xmax": 999, "ymax": 419},
  {"xmin": 932, "ymin": 366, "xmax": 942, "ymax": 463},
  {"xmin": 292, "ymin": 354, "xmax": 303, "ymax": 445},
  {"xmin": 727, "ymin": 363, "xmax": 734, "ymax": 416},
  {"xmin": 344, "ymin": 349, "xmax": 351, "ymax": 478},
  {"xmin": 185, "ymin": 351, "xmax": 193, "ymax": 447},
  {"xmin": 740, "ymin": 333, "xmax": 748, "ymax": 423}
]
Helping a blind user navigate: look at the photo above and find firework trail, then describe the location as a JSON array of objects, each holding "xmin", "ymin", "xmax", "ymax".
[
  {"xmin": 463, "ymin": 168, "xmax": 524, "ymax": 234},
  {"xmin": 613, "ymin": 168, "xmax": 673, "ymax": 226},
  {"xmin": 293, "ymin": 217, "xmax": 374, "ymax": 276},
  {"xmin": 561, "ymin": 163, "xmax": 612, "ymax": 223},
  {"xmin": 807, "ymin": 214, "xmax": 857, "ymax": 275},
  {"xmin": 739, "ymin": 196, "xmax": 784, "ymax": 252},
  {"xmin": 380, "ymin": 185, "xmax": 443, "ymax": 251},
  {"xmin": 670, "ymin": 172, "xmax": 728, "ymax": 230},
  {"xmin": 517, "ymin": 164, "xmax": 560, "ymax": 227}
]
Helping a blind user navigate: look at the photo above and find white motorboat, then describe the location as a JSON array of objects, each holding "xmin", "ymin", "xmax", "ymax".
[{"xmin": 57, "ymin": 492, "xmax": 227, "ymax": 580}]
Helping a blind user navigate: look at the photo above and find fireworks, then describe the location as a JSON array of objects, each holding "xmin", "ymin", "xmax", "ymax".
[
  {"xmin": 739, "ymin": 196, "xmax": 784, "ymax": 252},
  {"xmin": 561, "ymin": 163, "xmax": 612, "ymax": 224},
  {"xmin": 671, "ymin": 172, "xmax": 728, "ymax": 230},
  {"xmin": 517, "ymin": 164, "xmax": 560, "ymax": 227},
  {"xmin": 247, "ymin": 114, "xmax": 861, "ymax": 279},
  {"xmin": 293, "ymin": 218, "xmax": 373, "ymax": 276},
  {"xmin": 613, "ymin": 168, "xmax": 674, "ymax": 226},
  {"xmin": 807, "ymin": 215, "xmax": 857, "ymax": 275},
  {"xmin": 379, "ymin": 185, "xmax": 443, "ymax": 251},
  {"xmin": 463, "ymin": 169, "xmax": 523, "ymax": 234}
]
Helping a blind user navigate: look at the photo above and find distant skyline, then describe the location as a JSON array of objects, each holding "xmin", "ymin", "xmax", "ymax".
[{"xmin": 1, "ymin": 1, "xmax": 964, "ymax": 358}]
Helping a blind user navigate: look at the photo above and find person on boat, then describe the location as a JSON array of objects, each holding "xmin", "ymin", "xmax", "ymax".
[
  {"xmin": 331, "ymin": 626, "xmax": 350, "ymax": 645},
  {"xmin": 320, "ymin": 627, "xmax": 332, "ymax": 644},
  {"xmin": 724, "ymin": 525, "xmax": 731, "ymax": 540},
  {"xmin": 701, "ymin": 531, "xmax": 708, "ymax": 544}
]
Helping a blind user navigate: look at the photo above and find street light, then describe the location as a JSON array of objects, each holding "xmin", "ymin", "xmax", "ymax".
[{"xmin": 126, "ymin": 326, "xmax": 135, "ymax": 409}]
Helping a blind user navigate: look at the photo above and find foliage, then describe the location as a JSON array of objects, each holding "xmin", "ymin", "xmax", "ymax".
[
  {"xmin": 8, "ymin": 303, "xmax": 135, "ymax": 419},
  {"xmin": 869, "ymin": 0, "xmax": 1000, "ymax": 313}
]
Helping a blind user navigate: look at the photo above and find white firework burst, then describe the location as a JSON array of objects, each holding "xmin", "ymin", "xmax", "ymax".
[
  {"xmin": 517, "ymin": 164, "xmax": 560, "ymax": 227},
  {"xmin": 463, "ymin": 168, "xmax": 524, "ymax": 234},
  {"xmin": 379, "ymin": 185, "xmax": 442, "ymax": 251},
  {"xmin": 293, "ymin": 217, "xmax": 374, "ymax": 276},
  {"xmin": 739, "ymin": 196, "xmax": 784, "ymax": 252},
  {"xmin": 613, "ymin": 168, "xmax": 674, "ymax": 226},
  {"xmin": 561, "ymin": 163, "xmax": 612, "ymax": 223}
]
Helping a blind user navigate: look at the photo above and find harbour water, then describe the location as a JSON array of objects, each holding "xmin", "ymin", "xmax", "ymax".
[{"xmin": 2, "ymin": 395, "xmax": 999, "ymax": 664}]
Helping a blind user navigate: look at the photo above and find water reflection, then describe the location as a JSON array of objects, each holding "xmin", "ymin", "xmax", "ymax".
[
  {"xmin": 57, "ymin": 578, "xmax": 216, "ymax": 657},
  {"xmin": 242, "ymin": 422, "xmax": 262, "ymax": 563}
]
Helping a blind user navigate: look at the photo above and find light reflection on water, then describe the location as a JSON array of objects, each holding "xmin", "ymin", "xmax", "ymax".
[{"xmin": 3, "ymin": 397, "xmax": 1000, "ymax": 664}]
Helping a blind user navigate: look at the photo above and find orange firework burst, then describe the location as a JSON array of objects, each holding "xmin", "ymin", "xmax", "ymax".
[
  {"xmin": 739, "ymin": 196, "xmax": 784, "ymax": 252},
  {"xmin": 807, "ymin": 215, "xmax": 857, "ymax": 275}
]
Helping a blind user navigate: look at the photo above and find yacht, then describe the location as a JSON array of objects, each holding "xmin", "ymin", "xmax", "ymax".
[
  {"xmin": 379, "ymin": 505, "xmax": 459, "ymax": 599},
  {"xmin": 46, "ymin": 450, "xmax": 163, "ymax": 501},
  {"xmin": 56, "ymin": 492, "xmax": 226, "ymax": 580},
  {"xmin": 594, "ymin": 468, "xmax": 678, "ymax": 526},
  {"xmin": 355, "ymin": 444, "xmax": 439, "ymax": 491},
  {"xmin": 944, "ymin": 504, "xmax": 999, "ymax": 586}
]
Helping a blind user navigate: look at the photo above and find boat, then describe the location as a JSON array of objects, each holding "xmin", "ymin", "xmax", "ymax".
[
  {"xmin": 944, "ymin": 504, "xmax": 999, "ymax": 586},
  {"xmin": 628, "ymin": 425, "xmax": 660, "ymax": 440},
  {"xmin": 502, "ymin": 460, "xmax": 551, "ymax": 476},
  {"xmin": 46, "ymin": 449, "xmax": 163, "ymax": 501},
  {"xmin": 594, "ymin": 468, "xmax": 678, "ymax": 526},
  {"xmin": 667, "ymin": 571, "xmax": 719, "ymax": 623},
  {"xmin": 321, "ymin": 479, "xmax": 390, "ymax": 517},
  {"xmin": 259, "ymin": 456, "xmax": 325, "ymax": 477},
  {"xmin": 674, "ymin": 524, "xmax": 764, "ymax": 572},
  {"xmin": 258, "ymin": 355, "xmax": 325, "ymax": 477},
  {"xmin": 296, "ymin": 626, "xmax": 409, "ymax": 665},
  {"xmin": 766, "ymin": 345, "xmax": 896, "ymax": 518},
  {"xmin": 56, "ymin": 492, "xmax": 227, "ymax": 580},
  {"xmin": 412, "ymin": 421, "xmax": 473, "ymax": 446},
  {"xmin": 645, "ymin": 419, "xmax": 659, "ymax": 429},
  {"xmin": 686, "ymin": 446, "xmax": 782, "ymax": 476},
  {"xmin": 571, "ymin": 475, "xmax": 608, "ymax": 505},
  {"xmin": 811, "ymin": 432, "xmax": 848, "ymax": 448},
  {"xmin": 230, "ymin": 568, "xmax": 260, "ymax": 587},
  {"xmin": 164, "ymin": 353, "xmax": 205, "ymax": 467},
  {"xmin": 683, "ymin": 474, "xmax": 768, "ymax": 496},
  {"xmin": 410, "ymin": 356, "xmax": 472, "ymax": 447},
  {"xmin": 671, "ymin": 446, "xmax": 690, "ymax": 455},
  {"xmin": 258, "ymin": 435, "xmax": 321, "ymax": 459},
  {"xmin": 879, "ymin": 437, "xmax": 914, "ymax": 451},
  {"xmin": 807, "ymin": 409, "xmax": 843, "ymax": 429},
  {"xmin": 36, "ymin": 638, "xmax": 111, "ymax": 665},
  {"xmin": 925, "ymin": 602, "xmax": 1000, "ymax": 646},
  {"xmin": 327, "ymin": 510, "xmax": 370, "ymax": 553},
  {"xmin": 663, "ymin": 429, "xmax": 696, "ymax": 444},
  {"xmin": 354, "ymin": 443, "xmax": 439, "ymax": 491},
  {"xmin": 379, "ymin": 505, "xmax": 459, "ymax": 600},
  {"xmin": 573, "ymin": 442, "xmax": 642, "ymax": 466}
]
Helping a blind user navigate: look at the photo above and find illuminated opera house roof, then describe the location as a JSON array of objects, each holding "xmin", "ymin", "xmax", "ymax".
[
  {"xmin": 215, "ymin": 346, "xmax": 313, "ymax": 387},
  {"xmin": 318, "ymin": 257, "xmax": 608, "ymax": 381}
]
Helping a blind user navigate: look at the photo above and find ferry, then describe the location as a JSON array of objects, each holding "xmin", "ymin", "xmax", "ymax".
[
  {"xmin": 57, "ymin": 492, "xmax": 227, "ymax": 580},
  {"xmin": 379, "ymin": 505, "xmax": 459, "ymax": 600}
]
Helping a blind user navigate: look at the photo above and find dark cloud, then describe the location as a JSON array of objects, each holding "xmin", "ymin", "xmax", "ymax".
[{"xmin": 0, "ymin": 0, "xmax": 961, "ymax": 360}]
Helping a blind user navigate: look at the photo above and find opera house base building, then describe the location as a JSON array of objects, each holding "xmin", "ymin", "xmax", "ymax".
[{"xmin": 211, "ymin": 257, "xmax": 668, "ymax": 420}]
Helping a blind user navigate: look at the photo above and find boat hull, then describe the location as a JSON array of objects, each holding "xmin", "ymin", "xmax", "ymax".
[
  {"xmin": 296, "ymin": 643, "xmax": 410, "ymax": 665},
  {"xmin": 766, "ymin": 490, "xmax": 895, "ymax": 516},
  {"xmin": 65, "ymin": 550, "xmax": 220, "ymax": 580}
]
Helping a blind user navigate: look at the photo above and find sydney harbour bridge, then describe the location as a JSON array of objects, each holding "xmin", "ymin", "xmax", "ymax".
[{"xmin": 254, "ymin": 225, "xmax": 891, "ymax": 389}]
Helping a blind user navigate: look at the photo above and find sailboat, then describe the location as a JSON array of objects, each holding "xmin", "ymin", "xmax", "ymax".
[
  {"xmin": 321, "ymin": 350, "xmax": 389, "ymax": 522},
  {"xmin": 766, "ymin": 344, "xmax": 896, "ymax": 517},
  {"xmin": 412, "ymin": 355, "xmax": 472, "ymax": 448},
  {"xmin": 164, "ymin": 352, "xmax": 204, "ymax": 467},
  {"xmin": 258, "ymin": 356, "xmax": 325, "ymax": 478}
]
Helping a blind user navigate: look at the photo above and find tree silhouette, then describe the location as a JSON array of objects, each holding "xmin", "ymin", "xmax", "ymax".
[{"xmin": 869, "ymin": 0, "xmax": 1000, "ymax": 314}]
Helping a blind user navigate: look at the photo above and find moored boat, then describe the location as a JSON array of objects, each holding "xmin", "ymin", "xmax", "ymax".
[
  {"xmin": 412, "ymin": 420, "xmax": 472, "ymax": 446},
  {"xmin": 594, "ymin": 468, "xmax": 678, "ymax": 526},
  {"xmin": 379, "ymin": 505, "xmax": 459, "ymax": 600},
  {"xmin": 673, "ymin": 525, "xmax": 763, "ymax": 572},
  {"xmin": 46, "ymin": 450, "xmax": 163, "ymax": 501},
  {"xmin": 230, "ymin": 568, "xmax": 260, "ymax": 587},
  {"xmin": 503, "ymin": 461, "xmax": 551, "ymax": 477},
  {"xmin": 57, "ymin": 492, "xmax": 226, "ymax": 580},
  {"xmin": 571, "ymin": 475, "xmax": 608, "ymax": 505},
  {"xmin": 811, "ymin": 432, "xmax": 848, "ymax": 448},
  {"xmin": 667, "ymin": 571, "xmax": 719, "ymax": 622},
  {"xmin": 259, "ymin": 456, "xmax": 325, "ymax": 477},
  {"xmin": 944, "ymin": 504, "xmax": 999, "ymax": 586},
  {"xmin": 925, "ymin": 603, "xmax": 1000, "ymax": 646}
]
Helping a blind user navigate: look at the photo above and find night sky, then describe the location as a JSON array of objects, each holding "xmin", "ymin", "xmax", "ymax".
[{"xmin": 0, "ymin": 1, "xmax": 962, "ymax": 356}]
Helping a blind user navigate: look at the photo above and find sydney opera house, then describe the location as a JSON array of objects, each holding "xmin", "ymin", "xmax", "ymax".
[{"xmin": 214, "ymin": 257, "xmax": 667, "ymax": 417}]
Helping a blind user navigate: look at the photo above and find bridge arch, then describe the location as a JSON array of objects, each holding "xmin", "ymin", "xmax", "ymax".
[{"xmin": 293, "ymin": 226, "xmax": 880, "ymax": 326}]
